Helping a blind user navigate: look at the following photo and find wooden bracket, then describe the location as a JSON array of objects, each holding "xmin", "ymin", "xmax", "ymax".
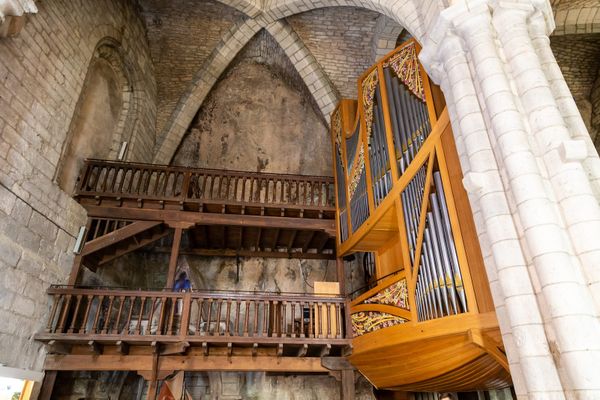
[
  {"xmin": 160, "ymin": 341, "xmax": 189, "ymax": 356},
  {"xmin": 47, "ymin": 340, "xmax": 71, "ymax": 355},
  {"xmin": 88, "ymin": 340, "xmax": 103, "ymax": 355},
  {"xmin": 319, "ymin": 344, "xmax": 331, "ymax": 357},
  {"xmin": 116, "ymin": 340, "xmax": 129, "ymax": 355},
  {"xmin": 297, "ymin": 344, "xmax": 308, "ymax": 357}
]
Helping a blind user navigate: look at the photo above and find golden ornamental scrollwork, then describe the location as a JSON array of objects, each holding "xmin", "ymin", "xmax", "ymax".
[
  {"xmin": 361, "ymin": 69, "xmax": 379, "ymax": 142},
  {"xmin": 385, "ymin": 42, "xmax": 425, "ymax": 101},
  {"xmin": 348, "ymin": 145, "xmax": 365, "ymax": 199},
  {"xmin": 332, "ymin": 108, "xmax": 343, "ymax": 161},
  {"xmin": 351, "ymin": 311, "xmax": 407, "ymax": 336},
  {"xmin": 362, "ymin": 279, "xmax": 409, "ymax": 310}
]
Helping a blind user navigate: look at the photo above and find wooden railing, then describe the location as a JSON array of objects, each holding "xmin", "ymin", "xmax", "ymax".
[
  {"xmin": 42, "ymin": 287, "xmax": 350, "ymax": 343},
  {"xmin": 76, "ymin": 159, "xmax": 335, "ymax": 213}
]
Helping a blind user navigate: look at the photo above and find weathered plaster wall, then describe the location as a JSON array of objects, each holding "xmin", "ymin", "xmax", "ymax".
[
  {"xmin": 287, "ymin": 7, "xmax": 380, "ymax": 99},
  {"xmin": 172, "ymin": 31, "xmax": 331, "ymax": 176},
  {"xmin": 139, "ymin": 0, "xmax": 245, "ymax": 136},
  {"xmin": 0, "ymin": 0, "xmax": 155, "ymax": 371}
]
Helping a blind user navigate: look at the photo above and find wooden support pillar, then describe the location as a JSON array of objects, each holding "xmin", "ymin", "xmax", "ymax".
[
  {"xmin": 336, "ymin": 257, "xmax": 346, "ymax": 296},
  {"xmin": 38, "ymin": 371, "xmax": 57, "ymax": 400},
  {"xmin": 166, "ymin": 227, "xmax": 183, "ymax": 288},
  {"xmin": 67, "ymin": 254, "xmax": 83, "ymax": 286},
  {"xmin": 146, "ymin": 380, "xmax": 158, "ymax": 400},
  {"xmin": 341, "ymin": 369, "xmax": 355, "ymax": 400}
]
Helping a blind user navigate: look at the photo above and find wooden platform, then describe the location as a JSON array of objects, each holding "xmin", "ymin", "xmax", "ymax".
[{"xmin": 349, "ymin": 313, "xmax": 509, "ymax": 392}]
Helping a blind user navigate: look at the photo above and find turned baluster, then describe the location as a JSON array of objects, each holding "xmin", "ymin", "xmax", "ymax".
[
  {"xmin": 45, "ymin": 294, "xmax": 60, "ymax": 333},
  {"xmin": 81, "ymin": 295, "xmax": 94, "ymax": 334},
  {"xmin": 101, "ymin": 295, "xmax": 115, "ymax": 334},
  {"xmin": 195, "ymin": 298, "xmax": 203, "ymax": 335},
  {"xmin": 146, "ymin": 297, "xmax": 157, "ymax": 335},
  {"xmin": 67, "ymin": 295, "xmax": 82, "ymax": 334},
  {"xmin": 113, "ymin": 296, "xmax": 126, "ymax": 334},
  {"xmin": 243, "ymin": 300, "xmax": 250, "ymax": 337},
  {"xmin": 215, "ymin": 299, "xmax": 223, "ymax": 336}
]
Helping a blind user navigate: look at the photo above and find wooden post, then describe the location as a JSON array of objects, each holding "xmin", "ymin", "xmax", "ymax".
[
  {"xmin": 67, "ymin": 254, "xmax": 83, "ymax": 286},
  {"xmin": 146, "ymin": 380, "xmax": 158, "ymax": 400},
  {"xmin": 341, "ymin": 369, "xmax": 355, "ymax": 400},
  {"xmin": 166, "ymin": 227, "xmax": 183, "ymax": 288},
  {"xmin": 38, "ymin": 371, "xmax": 57, "ymax": 400},
  {"xmin": 336, "ymin": 257, "xmax": 346, "ymax": 296}
]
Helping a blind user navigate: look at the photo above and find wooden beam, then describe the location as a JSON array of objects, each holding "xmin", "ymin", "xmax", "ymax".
[
  {"xmin": 302, "ymin": 231, "xmax": 315, "ymax": 253},
  {"xmin": 47, "ymin": 340, "xmax": 71, "ymax": 355},
  {"xmin": 166, "ymin": 228, "xmax": 183, "ymax": 288},
  {"xmin": 150, "ymin": 247, "xmax": 335, "ymax": 260},
  {"xmin": 160, "ymin": 341, "xmax": 190, "ymax": 356},
  {"xmin": 85, "ymin": 205, "xmax": 336, "ymax": 236},
  {"xmin": 81, "ymin": 221, "xmax": 161, "ymax": 256},
  {"xmin": 116, "ymin": 340, "xmax": 129, "ymax": 355},
  {"xmin": 255, "ymin": 227, "xmax": 262, "ymax": 251},
  {"xmin": 341, "ymin": 369, "xmax": 355, "ymax": 400},
  {"xmin": 321, "ymin": 357, "xmax": 354, "ymax": 371},
  {"xmin": 38, "ymin": 371, "xmax": 57, "ymax": 400},
  {"xmin": 67, "ymin": 254, "xmax": 83, "ymax": 286},
  {"xmin": 88, "ymin": 340, "xmax": 102, "ymax": 355},
  {"xmin": 44, "ymin": 355, "xmax": 329, "ymax": 373},
  {"xmin": 96, "ymin": 229, "xmax": 170, "ymax": 266}
]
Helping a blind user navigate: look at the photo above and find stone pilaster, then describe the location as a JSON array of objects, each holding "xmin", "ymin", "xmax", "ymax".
[{"xmin": 421, "ymin": 1, "xmax": 600, "ymax": 398}]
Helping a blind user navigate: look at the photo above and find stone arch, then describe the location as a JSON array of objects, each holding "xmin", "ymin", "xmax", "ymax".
[
  {"xmin": 215, "ymin": 0, "xmax": 263, "ymax": 17},
  {"xmin": 154, "ymin": 0, "xmax": 436, "ymax": 163},
  {"xmin": 153, "ymin": 19, "xmax": 263, "ymax": 164},
  {"xmin": 370, "ymin": 14, "xmax": 404, "ymax": 62},
  {"xmin": 154, "ymin": 19, "xmax": 340, "ymax": 164},
  {"xmin": 56, "ymin": 37, "xmax": 136, "ymax": 193},
  {"xmin": 262, "ymin": 0, "xmax": 426, "ymax": 42},
  {"xmin": 553, "ymin": 1, "xmax": 600, "ymax": 35},
  {"xmin": 266, "ymin": 21, "xmax": 339, "ymax": 121}
]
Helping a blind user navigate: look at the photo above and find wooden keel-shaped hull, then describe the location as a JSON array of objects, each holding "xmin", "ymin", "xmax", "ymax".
[{"xmin": 349, "ymin": 313, "xmax": 510, "ymax": 392}]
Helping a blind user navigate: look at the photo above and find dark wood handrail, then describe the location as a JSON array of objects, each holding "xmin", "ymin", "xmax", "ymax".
[
  {"xmin": 46, "ymin": 287, "xmax": 347, "ymax": 303},
  {"xmin": 42, "ymin": 287, "xmax": 350, "ymax": 341},
  {"xmin": 76, "ymin": 159, "xmax": 336, "ymax": 210}
]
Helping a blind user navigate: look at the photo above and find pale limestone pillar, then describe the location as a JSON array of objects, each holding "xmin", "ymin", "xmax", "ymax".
[{"xmin": 420, "ymin": 1, "xmax": 600, "ymax": 399}]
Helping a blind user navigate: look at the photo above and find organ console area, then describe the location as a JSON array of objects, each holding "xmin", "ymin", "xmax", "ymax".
[{"xmin": 331, "ymin": 39, "xmax": 511, "ymax": 392}]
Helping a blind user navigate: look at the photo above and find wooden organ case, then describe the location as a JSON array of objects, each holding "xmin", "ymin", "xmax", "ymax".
[{"xmin": 331, "ymin": 39, "xmax": 511, "ymax": 392}]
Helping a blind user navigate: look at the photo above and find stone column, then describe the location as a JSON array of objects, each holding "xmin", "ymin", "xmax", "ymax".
[{"xmin": 420, "ymin": 1, "xmax": 600, "ymax": 398}]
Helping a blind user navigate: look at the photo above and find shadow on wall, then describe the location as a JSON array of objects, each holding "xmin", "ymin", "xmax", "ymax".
[{"xmin": 56, "ymin": 38, "xmax": 134, "ymax": 194}]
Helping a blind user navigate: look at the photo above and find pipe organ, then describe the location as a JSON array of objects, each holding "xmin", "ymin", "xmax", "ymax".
[{"xmin": 331, "ymin": 39, "xmax": 510, "ymax": 392}]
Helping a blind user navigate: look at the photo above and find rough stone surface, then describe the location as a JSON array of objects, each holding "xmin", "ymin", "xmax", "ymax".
[{"xmin": 172, "ymin": 57, "xmax": 331, "ymax": 175}]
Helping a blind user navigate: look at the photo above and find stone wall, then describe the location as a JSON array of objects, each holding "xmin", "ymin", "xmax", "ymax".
[
  {"xmin": 0, "ymin": 0, "xmax": 155, "ymax": 371},
  {"xmin": 288, "ymin": 7, "xmax": 381, "ymax": 99},
  {"xmin": 172, "ymin": 30, "xmax": 331, "ymax": 175},
  {"xmin": 550, "ymin": 33, "xmax": 600, "ymax": 144},
  {"xmin": 139, "ymin": 0, "xmax": 245, "ymax": 136}
]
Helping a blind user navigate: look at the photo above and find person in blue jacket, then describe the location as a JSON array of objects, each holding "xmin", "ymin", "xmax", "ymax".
[{"xmin": 173, "ymin": 271, "xmax": 191, "ymax": 292}]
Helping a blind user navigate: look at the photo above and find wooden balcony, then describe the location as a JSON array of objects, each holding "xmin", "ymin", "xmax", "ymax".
[
  {"xmin": 69, "ymin": 160, "xmax": 338, "ymax": 282},
  {"xmin": 35, "ymin": 287, "xmax": 352, "ymax": 373}
]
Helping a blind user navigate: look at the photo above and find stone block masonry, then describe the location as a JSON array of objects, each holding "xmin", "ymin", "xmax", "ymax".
[
  {"xmin": 288, "ymin": 7, "xmax": 381, "ymax": 99},
  {"xmin": 139, "ymin": 0, "xmax": 245, "ymax": 137},
  {"xmin": 0, "ymin": 0, "xmax": 156, "ymax": 371}
]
